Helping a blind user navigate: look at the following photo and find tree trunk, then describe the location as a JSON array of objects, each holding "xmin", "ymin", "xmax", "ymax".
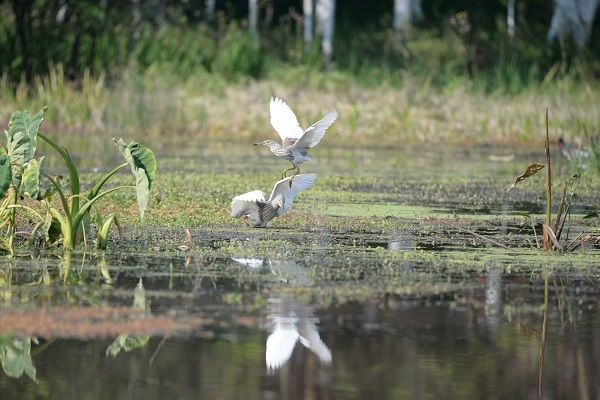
[
  {"xmin": 249, "ymin": 0, "xmax": 258, "ymax": 39},
  {"xmin": 205, "ymin": 0, "xmax": 215, "ymax": 22},
  {"xmin": 316, "ymin": 0, "xmax": 335, "ymax": 63},
  {"xmin": 394, "ymin": 0, "xmax": 421, "ymax": 32},
  {"xmin": 507, "ymin": 0, "xmax": 515, "ymax": 38},
  {"xmin": 547, "ymin": 0, "xmax": 600, "ymax": 48},
  {"xmin": 303, "ymin": 0, "xmax": 314, "ymax": 48}
]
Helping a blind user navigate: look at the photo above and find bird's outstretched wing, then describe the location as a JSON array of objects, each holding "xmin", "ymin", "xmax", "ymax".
[
  {"xmin": 270, "ymin": 97, "xmax": 304, "ymax": 142},
  {"xmin": 290, "ymin": 110, "xmax": 338, "ymax": 154},
  {"xmin": 266, "ymin": 321, "xmax": 299, "ymax": 371},
  {"xmin": 268, "ymin": 174, "xmax": 317, "ymax": 216},
  {"xmin": 231, "ymin": 190, "xmax": 266, "ymax": 226},
  {"xmin": 298, "ymin": 320, "xmax": 332, "ymax": 364}
]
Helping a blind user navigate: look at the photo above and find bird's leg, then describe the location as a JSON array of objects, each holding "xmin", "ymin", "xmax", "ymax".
[
  {"xmin": 288, "ymin": 164, "xmax": 300, "ymax": 187},
  {"xmin": 281, "ymin": 165, "xmax": 295, "ymax": 179}
]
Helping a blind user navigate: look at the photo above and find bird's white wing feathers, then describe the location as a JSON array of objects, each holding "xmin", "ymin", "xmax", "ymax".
[
  {"xmin": 231, "ymin": 190, "xmax": 266, "ymax": 225},
  {"xmin": 266, "ymin": 323, "xmax": 299, "ymax": 371},
  {"xmin": 270, "ymin": 97, "xmax": 304, "ymax": 141},
  {"xmin": 268, "ymin": 174, "xmax": 317, "ymax": 216},
  {"xmin": 291, "ymin": 110, "xmax": 338, "ymax": 152},
  {"xmin": 232, "ymin": 190, "xmax": 266, "ymax": 203},
  {"xmin": 298, "ymin": 321, "xmax": 332, "ymax": 364}
]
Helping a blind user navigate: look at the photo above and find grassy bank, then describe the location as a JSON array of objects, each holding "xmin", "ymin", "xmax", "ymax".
[{"xmin": 1, "ymin": 64, "xmax": 598, "ymax": 145}]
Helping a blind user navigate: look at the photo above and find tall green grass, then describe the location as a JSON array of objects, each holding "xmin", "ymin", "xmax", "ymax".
[{"xmin": 1, "ymin": 61, "xmax": 598, "ymax": 146}]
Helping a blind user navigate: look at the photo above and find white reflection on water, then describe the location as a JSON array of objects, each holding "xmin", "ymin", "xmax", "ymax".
[
  {"xmin": 265, "ymin": 297, "xmax": 331, "ymax": 373},
  {"xmin": 231, "ymin": 258, "xmax": 264, "ymax": 269}
]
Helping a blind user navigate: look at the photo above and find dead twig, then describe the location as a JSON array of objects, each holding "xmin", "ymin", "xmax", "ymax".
[{"xmin": 458, "ymin": 227, "xmax": 510, "ymax": 249}]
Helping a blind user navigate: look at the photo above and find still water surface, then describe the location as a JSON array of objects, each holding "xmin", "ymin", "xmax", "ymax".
[
  {"xmin": 1, "ymin": 255, "xmax": 598, "ymax": 400},
  {"xmin": 0, "ymin": 140, "xmax": 598, "ymax": 399}
]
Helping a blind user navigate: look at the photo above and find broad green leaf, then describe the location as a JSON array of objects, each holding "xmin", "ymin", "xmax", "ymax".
[
  {"xmin": 21, "ymin": 157, "xmax": 44, "ymax": 199},
  {"xmin": 0, "ymin": 336, "xmax": 37, "ymax": 382},
  {"xmin": 5, "ymin": 107, "xmax": 47, "ymax": 189},
  {"xmin": 5, "ymin": 107, "xmax": 46, "ymax": 164},
  {"xmin": 0, "ymin": 150, "xmax": 11, "ymax": 198},
  {"xmin": 114, "ymin": 138, "xmax": 157, "ymax": 219},
  {"xmin": 506, "ymin": 163, "xmax": 545, "ymax": 193}
]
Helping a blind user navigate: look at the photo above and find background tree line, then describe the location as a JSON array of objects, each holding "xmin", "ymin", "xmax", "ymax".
[{"xmin": 0, "ymin": 0, "xmax": 598, "ymax": 86}]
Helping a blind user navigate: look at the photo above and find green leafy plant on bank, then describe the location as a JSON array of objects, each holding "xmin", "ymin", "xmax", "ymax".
[{"xmin": 0, "ymin": 107, "xmax": 157, "ymax": 253}]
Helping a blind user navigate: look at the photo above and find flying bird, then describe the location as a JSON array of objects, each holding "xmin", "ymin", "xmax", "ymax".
[
  {"xmin": 230, "ymin": 174, "xmax": 317, "ymax": 228},
  {"xmin": 254, "ymin": 97, "xmax": 338, "ymax": 180}
]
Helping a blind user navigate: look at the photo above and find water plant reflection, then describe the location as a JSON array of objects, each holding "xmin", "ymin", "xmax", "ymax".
[
  {"xmin": 106, "ymin": 279, "xmax": 150, "ymax": 357},
  {"xmin": 0, "ymin": 335, "xmax": 37, "ymax": 382}
]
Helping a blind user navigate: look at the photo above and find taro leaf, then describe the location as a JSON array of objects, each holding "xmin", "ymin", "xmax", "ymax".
[
  {"xmin": 5, "ymin": 107, "xmax": 47, "ymax": 189},
  {"xmin": 42, "ymin": 213, "xmax": 62, "ymax": 245},
  {"xmin": 114, "ymin": 138, "xmax": 157, "ymax": 219},
  {"xmin": 21, "ymin": 157, "xmax": 44, "ymax": 199},
  {"xmin": 0, "ymin": 336, "xmax": 37, "ymax": 382},
  {"xmin": 0, "ymin": 150, "xmax": 11, "ymax": 198},
  {"xmin": 506, "ymin": 163, "xmax": 545, "ymax": 193}
]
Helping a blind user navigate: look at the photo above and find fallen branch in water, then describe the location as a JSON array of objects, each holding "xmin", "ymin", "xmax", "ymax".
[{"xmin": 458, "ymin": 227, "xmax": 510, "ymax": 249}]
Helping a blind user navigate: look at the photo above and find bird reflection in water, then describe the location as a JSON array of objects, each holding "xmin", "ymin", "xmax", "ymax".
[{"xmin": 265, "ymin": 297, "xmax": 331, "ymax": 373}]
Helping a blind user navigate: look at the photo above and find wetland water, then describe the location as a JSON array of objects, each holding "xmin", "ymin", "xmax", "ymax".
[{"xmin": 0, "ymin": 138, "xmax": 599, "ymax": 399}]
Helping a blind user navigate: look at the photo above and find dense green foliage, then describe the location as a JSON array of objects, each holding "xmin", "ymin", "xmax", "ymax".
[{"xmin": 0, "ymin": 0, "xmax": 598, "ymax": 88}]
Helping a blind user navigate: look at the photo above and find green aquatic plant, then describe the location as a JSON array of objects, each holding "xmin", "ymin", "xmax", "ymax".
[
  {"xmin": 507, "ymin": 110, "xmax": 588, "ymax": 252},
  {"xmin": 0, "ymin": 107, "xmax": 53, "ymax": 254},
  {"xmin": 34, "ymin": 135, "xmax": 156, "ymax": 249},
  {"xmin": 0, "ymin": 107, "xmax": 157, "ymax": 251}
]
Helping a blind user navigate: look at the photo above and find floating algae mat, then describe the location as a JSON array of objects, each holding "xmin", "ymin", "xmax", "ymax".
[{"xmin": 1, "ymin": 138, "xmax": 599, "ymax": 399}]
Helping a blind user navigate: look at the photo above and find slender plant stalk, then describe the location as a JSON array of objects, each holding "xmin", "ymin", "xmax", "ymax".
[
  {"xmin": 6, "ymin": 205, "xmax": 46, "ymax": 224},
  {"xmin": 39, "ymin": 134, "xmax": 81, "ymax": 217},
  {"xmin": 88, "ymin": 163, "xmax": 128, "ymax": 199},
  {"xmin": 530, "ymin": 217, "xmax": 540, "ymax": 249},
  {"xmin": 544, "ymin": 109, "xmax": 552, "ymax": 250},
  {"xmin": 553, "ymin": 183, "xmax": 567, "ymax": 235},
  {"xmin": 538, "ymin": 274, "xmax": 549, "ymax": 399},
  {"xmin": 7, "ymin": 188, "xmax": 17, "ymax": 256}
]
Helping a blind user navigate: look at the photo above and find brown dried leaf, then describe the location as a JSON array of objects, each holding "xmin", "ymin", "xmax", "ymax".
[
  {"xmin": 506, "ymin": 163, "xmax": 545, "ymax": 193},
  {"xmin": 542, "ymin": 224, "xmax": 562, "ymax": 251}
]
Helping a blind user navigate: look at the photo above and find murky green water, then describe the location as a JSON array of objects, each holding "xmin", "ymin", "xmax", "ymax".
[{"xmin": 1, "ymin": 138, "xmax": 599, "ymax": 399}]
